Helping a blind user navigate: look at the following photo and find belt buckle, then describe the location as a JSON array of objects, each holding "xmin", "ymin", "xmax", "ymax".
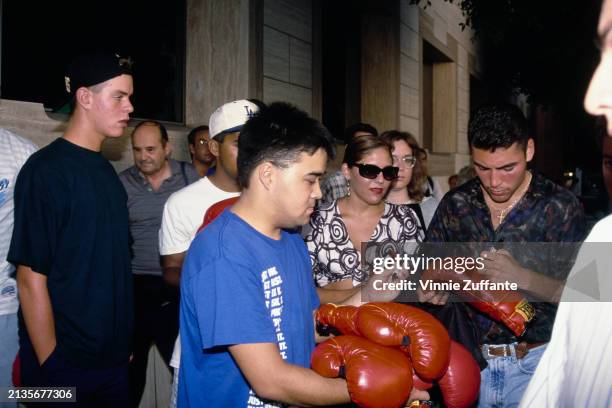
[
  {"xmin": 481, "ymin": 344, "xmax": 511, "ymax": 360},
  {"xmin": 481, "ymin": 344, "xmax": 494, "ymax": 360}
]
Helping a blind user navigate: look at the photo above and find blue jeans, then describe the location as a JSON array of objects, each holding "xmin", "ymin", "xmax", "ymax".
[
  {"xmin": 477, "ymin": 343, "xmax": 547, "ymax": 408},
  {"xmin": 0, "ymin": 313, "xmax": 19, "ymax": 408}
]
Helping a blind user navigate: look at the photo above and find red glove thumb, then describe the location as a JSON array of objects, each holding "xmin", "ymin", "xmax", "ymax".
[
  {"xmin": 316, "ymin": 303, "xmax": 360, "ymax": 336},
  {"xmin": 312, "ymin": 335, "xmax": 413, "ymax": 408}
]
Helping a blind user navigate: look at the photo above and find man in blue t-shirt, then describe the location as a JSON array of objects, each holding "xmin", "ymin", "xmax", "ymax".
[{"xmin": 178, "ymin": 103, "xmax": 428, "ymax": 407}]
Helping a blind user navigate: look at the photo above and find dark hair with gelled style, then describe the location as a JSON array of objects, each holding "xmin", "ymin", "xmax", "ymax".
[{"xmin": 468, "ymin": 103, "xmax": 529, "ymax": 152}]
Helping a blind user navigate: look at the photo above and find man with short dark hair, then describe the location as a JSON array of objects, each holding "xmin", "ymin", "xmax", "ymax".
[
  {"xmin": 177, "ymin": 103, "xmax": 426, "ymax": 406},
  {"xmin": 319, "ymin": 122, "xmax": 378, "ymax": 203},
  {"xmin": 187, "ymin": 125, "xmax": 215, "ymax": 177},
  {"xmin": 118, "ymin": 120, "xmax": 198, "ymax": 406},
  {"xmin": 9, "ymin": 52, "xmax": 135, "ymax": 405},
  {"xmin": 420, "ymin": 103, "xmax": 586, "ymax": 407},
  {"xmin": 160, "ymin": 99, "xmax": 258, "ymax": 407}
]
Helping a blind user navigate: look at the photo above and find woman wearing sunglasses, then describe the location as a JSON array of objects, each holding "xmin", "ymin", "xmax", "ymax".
[
  {"xmin": 303, "ymin": 133, "xmax": 423, "ymax": 289},
  {"xmin": 379, "ymin": 130, "xmax": 440, "ymax": 232}
]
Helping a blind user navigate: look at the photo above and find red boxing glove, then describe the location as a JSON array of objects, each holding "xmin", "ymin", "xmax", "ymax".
[
  {"xmin": 438, "ymin": 341, "xmax": 480, "ymax": 408},
  {"xmin": 316, "ymin": 303, "xmax": 360, "ymax": 336},
  {"xmin": 470, "ymin": 296, "xmax": 534, "ymax": 337},
  {"xmin": 356, "ymin": 302, "xmax": 450, "ymax": 381},
  {"xmin": 197, "ymin": 196, "xmax": 240, "ymax": 233},
  {"xmin": 412, "ymin": 373, "xmax": 433, "ymax": 391},
  {"xmin": 312, "ymin": 335, "xmax": 413, "ymax": 408},
  {"xmin": 421, "ymin": 267, "xmax": 535, "ymax": 336}
]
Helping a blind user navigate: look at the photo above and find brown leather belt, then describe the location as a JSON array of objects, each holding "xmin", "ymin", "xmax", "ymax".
[{"xmin": 481, "ymin": 341, "xmax": 546, "ymax": 360}]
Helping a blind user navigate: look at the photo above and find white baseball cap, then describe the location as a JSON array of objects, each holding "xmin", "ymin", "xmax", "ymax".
[{"xmin": 209, "ymin": 99, "xmax": 259, "ymax": 140}]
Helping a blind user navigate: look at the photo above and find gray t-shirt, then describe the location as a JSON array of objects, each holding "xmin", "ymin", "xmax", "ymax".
[{"xmin": 119, "ymin": 159, "xmax": 199, "ymax": 276}]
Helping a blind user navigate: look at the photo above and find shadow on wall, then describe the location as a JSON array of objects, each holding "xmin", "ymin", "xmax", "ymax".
[{"xmin": 103, "ymin": 135, "xmax": 131, "ymax": 162}]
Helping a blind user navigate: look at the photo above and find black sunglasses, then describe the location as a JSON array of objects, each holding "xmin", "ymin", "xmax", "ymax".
[{"xmin": 353, "ymin": 163, "xmax": 399, "ymax": 181}]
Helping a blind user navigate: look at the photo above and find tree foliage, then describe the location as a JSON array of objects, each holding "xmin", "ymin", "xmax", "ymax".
[{"xmin": 410, "ymin": 0, "xmax": 600, "ymax": 109}]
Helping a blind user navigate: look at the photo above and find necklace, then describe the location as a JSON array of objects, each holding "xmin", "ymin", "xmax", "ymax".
[{"xmin": 492, "ymin": 172, "xmax": 532, "ymax": 225}]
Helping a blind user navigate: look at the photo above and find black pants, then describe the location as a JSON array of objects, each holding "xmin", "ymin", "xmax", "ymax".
[
  {"xmin": 19, "ymin": 340, "xmax": 129, "ymax": 408},
  {"xmin": 129, "ymin": 274, "xmax": 179, "ymax": 407}
]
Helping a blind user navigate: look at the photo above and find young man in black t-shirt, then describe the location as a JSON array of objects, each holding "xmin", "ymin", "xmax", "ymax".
[{"xmin": 8, "ymin": 53, "xmax": 135, "ymax": 406}]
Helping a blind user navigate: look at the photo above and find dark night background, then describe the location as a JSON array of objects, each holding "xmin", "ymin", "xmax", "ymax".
[
  {"xmin": 1, "ymin": 0, "xmax": 609, "ymax": 216},
  {"xmin": 462, "ymin": 0, "xmax": 602, "ymax": 175},
  {"xmin": 453, "ymin": 0, "xmax": 604, "ymax": 215},
  {"xmin": 1, "ymin": 0, "xmax": 186, "ymax": 122}
]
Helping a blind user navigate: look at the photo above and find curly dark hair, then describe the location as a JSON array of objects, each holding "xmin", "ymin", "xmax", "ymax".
[
  {"xmin": 468, "ymin": 103, "xmax": 529, "ymax": 152},
  {"xmin": 379, "ymin": 130, "xmax": 426, "ymax": 201}
]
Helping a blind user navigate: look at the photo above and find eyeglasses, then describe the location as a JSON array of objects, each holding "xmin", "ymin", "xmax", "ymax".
[
  {"xmin": 197, "ymin": 139, "xmax": 208, "ymax": 145},
  {"xmin": 353, "ymin": 163, "xmax": 399, "ymax": 181},
  {"xmin": 393, "ymin": 155, "xmax": 416, "ymax": 168}
]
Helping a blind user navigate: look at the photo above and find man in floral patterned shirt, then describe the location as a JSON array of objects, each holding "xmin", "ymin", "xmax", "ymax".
[{"xmin": 420, "ymin": 103, "xmax": 586, "ymax": 407}]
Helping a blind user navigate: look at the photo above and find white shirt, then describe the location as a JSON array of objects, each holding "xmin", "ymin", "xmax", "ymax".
[
  {"xmin": 159, "ymin": 176, "xmax": 240, "ymax": 255},
  {"xmin": 0, "ymin": 129, "xmax": 37, "ymax": 315},
  {"xmin": 520, "ymin": 215, "xmax": 612, "ymax": 407},
  {"xmin": 159, "ymin": 176, "xmax": 240, "ymax": 368}
]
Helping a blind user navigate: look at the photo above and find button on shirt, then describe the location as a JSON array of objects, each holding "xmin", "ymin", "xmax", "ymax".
[{"xmin": 119, "ymin": 159, "xmax": 199, "ymax": 277}]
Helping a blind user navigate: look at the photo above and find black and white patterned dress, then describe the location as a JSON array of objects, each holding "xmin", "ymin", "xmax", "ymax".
[{"xmin": 303, "ymin": 200, "xmax": 424, "ymax": 287}]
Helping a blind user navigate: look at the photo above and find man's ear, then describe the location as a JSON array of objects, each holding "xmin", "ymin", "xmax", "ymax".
[
  {"xmin": 75, "ymin": 87, "xmax": 92, "ymax": 110},
  {"xmin": 209, "ymin": 139, "xmax": 221, "ymax": 158},
  {"xmin": 188, "ymin": 144, "xmax": 195, "ymax": 156},
  {"xmin": 525, "ymin": 138, "xmax": 535, "ymax": 162},
  {"xmin": 164, "ymin": 142, "xmax": 173, "ymax": 158},
  {"xmin": 257, "ymin": 162, "xmax": 275, "ymax": 191}
]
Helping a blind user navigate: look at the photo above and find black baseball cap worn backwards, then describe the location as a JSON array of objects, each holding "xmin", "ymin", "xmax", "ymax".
[{"xmin": 64, "ymin": 52, "xmax": 133, "ymax": 95}]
